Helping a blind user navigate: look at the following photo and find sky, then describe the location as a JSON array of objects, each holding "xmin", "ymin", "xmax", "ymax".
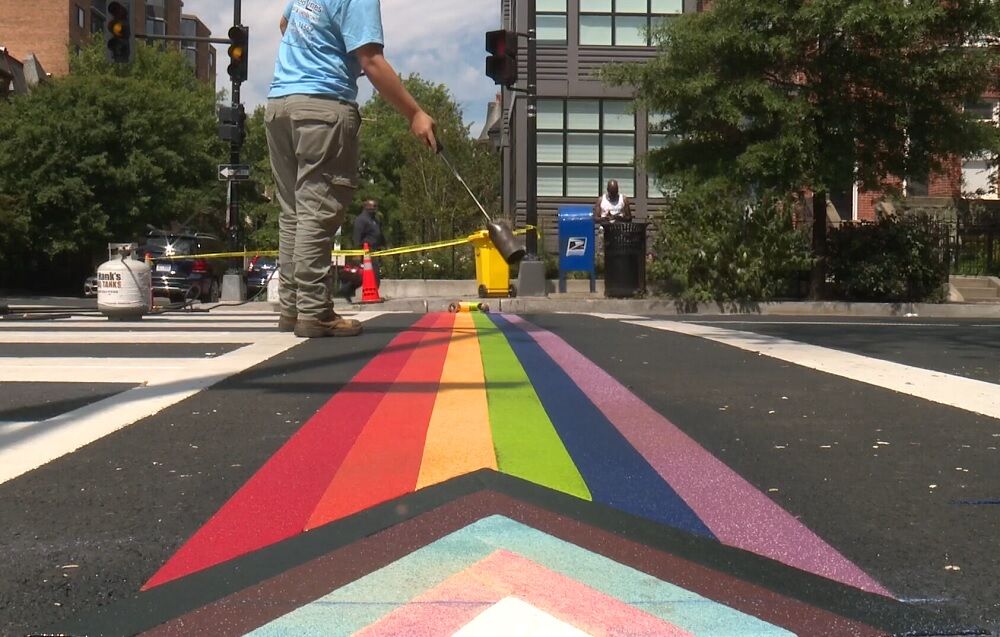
[{"xmin": 180, "ymin": 0, "xmax": 502, "ymax": 135}]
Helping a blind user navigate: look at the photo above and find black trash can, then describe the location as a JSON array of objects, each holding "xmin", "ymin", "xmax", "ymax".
[{"xmin": 603, "ymin": 222, "xmax": 648, "ymax": 298}]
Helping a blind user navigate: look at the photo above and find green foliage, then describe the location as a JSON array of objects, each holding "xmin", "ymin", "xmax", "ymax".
[
  {"xmin": 386, "ymin": 246, "xmax": 477, "ymax": 280},
  {"xmin": 0, "ymin": 37, "xmax": 225, "ymax": 288},
  {"xmin": 648, "ymin": 180, "xmax": 813, "ymax": 304},
  {"xmin": 242, "ymin": 105, "xmax": 281, "ymax": 249},
  {"xmin": 826, "ymin": 213, "xmax": 949, "ymax": 302},
  {"xmin": 356, "ymin": 76, "xmax": 500, "ymax": 268},
  {"xmin": 606, "ymin": 0, "xmax": 1000, "ymax": 197}
]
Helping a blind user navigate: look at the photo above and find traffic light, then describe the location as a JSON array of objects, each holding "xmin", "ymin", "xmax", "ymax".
[
  {"xmin": 218, "ymin": 103, "xmax": 247, "ymax": 147},
  {"xmin": 105, "ymin": 0, "xmax": 134, "ymax": 64},
  {"xmin": 486, "ymin": 29, "xmax": 518, "ymax": 87},
  {"xmin": 227, "ymin": 25, "xmax": 249, "ymax": 83}
]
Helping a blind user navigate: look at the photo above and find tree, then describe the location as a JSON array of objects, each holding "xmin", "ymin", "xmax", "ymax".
[
  {"xmin": 356, "ymin": 76, "xmax": 500, "ymax": 270},
  {"xmin": 241, "ymin": 105, "xmax": 281, "ymax": 250},
  {"xmin": 0, "ymin": 37, "xmax": 225, "ymax": 290},
  {"xmin": 607, "ymin": 0, "xmax": 1000, "ymax": 298}
]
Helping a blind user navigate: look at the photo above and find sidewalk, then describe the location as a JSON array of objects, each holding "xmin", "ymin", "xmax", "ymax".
[{"xmin": 254, "ymin": 278, "xmax": 1000, "ymax": 318}]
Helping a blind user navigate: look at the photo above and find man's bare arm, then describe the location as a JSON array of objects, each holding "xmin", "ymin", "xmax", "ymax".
[
  {"xmin": 355, "ymin": 43, "xmax": 436, "ymax": 149},
  {"xmin": 280, "ymin": 16, "xmax": 287, "ymax": 35}
]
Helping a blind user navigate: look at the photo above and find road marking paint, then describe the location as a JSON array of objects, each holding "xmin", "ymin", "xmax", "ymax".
[
  {"xmin": 0, "ymin": 313, "xmax": 386, "ymax": 485},
  {"xmin": 415, "ymin": 311, "xmax": 497, "ymax": 489},
  {"xmin": 0, "ymin": 332, "xmax": 259, "ymax": 344},
  {"xmin": 452, "ymin": 597, "xmax": 596, "ymax": 637},
  {"xmin": 625, "ymin": 320, "xmax": 1000, "ymax": 421},
  {"xmin": 684, "ymin": 320, "xmax": 965, "ymax": 328}
]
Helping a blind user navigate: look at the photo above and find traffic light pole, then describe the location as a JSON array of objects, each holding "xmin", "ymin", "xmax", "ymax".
[
  {"xmin": 227, "ymin": 0, "xmax": 243, "ymax": 251},
  {"xmin": 512, "ymin": 0, "xmax": 548, "ymax": 296},
  {"xmin": 525, "ymin": 0, "xmax": 538, "ymax": 258},
  {"xmin": 218, "ymin": 0, "xmax": 248, "ymax": 301}
]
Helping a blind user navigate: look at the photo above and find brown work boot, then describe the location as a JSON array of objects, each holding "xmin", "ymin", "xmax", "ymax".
[
  {"xmin": 277, "ymin": 314, "xmax": 297, "ymax": 332},
  {"xmin": 294, "ymin": 313, "xmax": 363, "ymax": 338}
]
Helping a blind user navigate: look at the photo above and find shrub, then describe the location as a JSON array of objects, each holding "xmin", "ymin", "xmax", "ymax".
[
  {"xmin": 826, "ymin": 213, "xmax": 949, "ymax": 302},
  {"xmin": 648, "ymin": 183, "xmax": 812, "ymax": 305}
]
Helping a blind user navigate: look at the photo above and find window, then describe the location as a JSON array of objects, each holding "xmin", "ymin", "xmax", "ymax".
[
  {"xmin": 963, "ymin": 99, "xmax": 999, "ymax": 198},
  {"xmin": 91, "ymin": 1, "xmax": 106, "ymax": 34},
  {"xmin": 145, "ymin": 0, "xmax": 166, "ymax": 39},
  {"xmin": 181, "ymin": 18, "xmax": 198, "ymax": 67},
  {"xmin": 537, "ymin": 0, "xmax": 567, "ymax": 42},
  {"xmin": 580, "ymin": 0, "xmax": 683, "ymax": 47},
  {"xmin": 646, "ymin": 111, "xmax": 675, "ymax": 198},
  {"xmin": 77, "ymin": 6, "xmax": 85, "ymax": 29},
  {"xmin": 537, "ymin": 99, "xmax": 635, "ymax": 197}
]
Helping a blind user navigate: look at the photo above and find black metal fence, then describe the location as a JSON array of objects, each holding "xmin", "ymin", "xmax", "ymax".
[{"xmin": 949, "ymin": 203, "xmax": 1000, "ymax": 277}]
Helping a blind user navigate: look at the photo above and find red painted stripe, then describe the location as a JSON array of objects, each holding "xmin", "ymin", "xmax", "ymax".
[
  {"xmin": 305, "ymin": 312, "xmax": 456, "ymax": 529},
  {"xmin": 143, "ymin": 314, "xmax": 441, "ymax": 590}
]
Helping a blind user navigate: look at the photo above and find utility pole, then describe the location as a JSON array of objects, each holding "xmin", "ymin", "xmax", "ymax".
[
  {"xmin": 516, "ymin": 0, "xmax": 548, "ymax": 295},
  {"xmin": 219, "ymin": 0, "xmax": 249, "ymax": 301}
]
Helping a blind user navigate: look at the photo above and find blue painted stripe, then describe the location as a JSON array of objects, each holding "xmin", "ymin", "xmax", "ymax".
[{"xmin": 489, "ymin": 313, "xmax": 713, "ymax": 538}]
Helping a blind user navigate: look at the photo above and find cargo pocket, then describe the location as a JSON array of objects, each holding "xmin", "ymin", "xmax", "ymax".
[{"xmin": 291, "ymin": 100, "xmax": 360, "ymax": 189}]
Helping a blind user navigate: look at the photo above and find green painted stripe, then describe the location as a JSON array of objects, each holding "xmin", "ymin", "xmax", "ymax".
[{"xmin": 472, "ymin": 312, "xmax": 591, "ymax": 500}]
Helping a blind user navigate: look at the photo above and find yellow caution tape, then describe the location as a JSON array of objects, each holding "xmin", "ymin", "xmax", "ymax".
[{"xmin": 150, "ymin": 226, "xmax": 535, "ymax": 262}]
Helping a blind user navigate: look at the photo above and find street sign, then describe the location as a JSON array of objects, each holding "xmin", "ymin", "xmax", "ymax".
[{"xmin": 218, "ymin": 164, "xmax": 251, "ymax": 181}]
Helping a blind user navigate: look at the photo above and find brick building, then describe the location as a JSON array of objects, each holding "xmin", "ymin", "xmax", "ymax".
[{"xmin": 0, "ymin": 0, "xmax": 216, "ymax": 83}]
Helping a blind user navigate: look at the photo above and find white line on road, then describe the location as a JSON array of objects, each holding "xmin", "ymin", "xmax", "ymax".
[
  {"xmin": 0, "ymin": 312, "xmax": 389, "ymax": 485},
  {"xmin": 624, "ymin": 319, "xmax": 1000, "ymax": 421},
  {"xmin": 0, "ymin": 332, "xmax": 260, "ymax": 344},
  {"xmin": 683, "ymin": 320, "xmax": 967, "ymax": 327},
  {"xmin": 0, "ymin": 358, "xmax": 210, "ymax": 383}
]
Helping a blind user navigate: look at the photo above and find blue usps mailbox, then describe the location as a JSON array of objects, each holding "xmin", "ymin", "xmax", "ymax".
[{"xmin": 557, "ymin": 205, "xmax": 596, "ymax": 293}]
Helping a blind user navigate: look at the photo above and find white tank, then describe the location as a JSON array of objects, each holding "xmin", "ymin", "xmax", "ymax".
[{"xmin": 97, "ymin": 255, "xmax": 151, "ymax": 320}]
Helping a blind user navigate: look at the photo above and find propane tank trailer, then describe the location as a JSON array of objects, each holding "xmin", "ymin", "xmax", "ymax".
[{"xmin": 97, "ymin": 249, "xmax": 151, "ymax": 320}]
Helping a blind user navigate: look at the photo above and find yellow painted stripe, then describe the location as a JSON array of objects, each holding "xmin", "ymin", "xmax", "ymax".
[{"xmin": 415, "ymin": 312, "xmax": 497, "ymax": 489}]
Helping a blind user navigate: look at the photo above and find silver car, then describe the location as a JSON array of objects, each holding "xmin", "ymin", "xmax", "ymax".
[{"xmin": 84, "ymin": 275, "xmax": 99, "ymax": 297}]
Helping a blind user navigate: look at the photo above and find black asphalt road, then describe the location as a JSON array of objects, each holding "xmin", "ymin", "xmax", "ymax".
[
  {"xmin": 0, "ymin": 344, "xmax": 245, "ymax": 358},
  {"xmin": 0, "ymin": 314, "xmax": 418, "ymax": 635},
  {"xmin": 1, "ymin": 383, "xmax": 137, "ymax": 422},
  {"xmin": 529, "ymin": 314, "xmax": 1000, "ymax": 633},
  {"xmin": 0, "ymin": 313, "xmax": 998, "ymax": 635},
  {"xmin": 683, "ymin": 316, "xmax": 1000, "ymax": 384}
]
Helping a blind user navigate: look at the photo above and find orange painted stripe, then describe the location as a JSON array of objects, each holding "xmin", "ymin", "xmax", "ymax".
[
  {"xmin": 305, "ymin": 312, "xmax": 456, "ymax": 530},
  {"xmin": 415, "ymin": 312, "xmax": 497, "ymax": 490}
]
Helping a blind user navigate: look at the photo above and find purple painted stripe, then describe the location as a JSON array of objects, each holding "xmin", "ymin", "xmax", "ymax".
[{"xmin": 504, "ymin": 314, "xmax": 892, "ymax": 598}]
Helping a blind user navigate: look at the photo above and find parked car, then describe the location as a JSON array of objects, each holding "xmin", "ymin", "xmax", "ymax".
[
  {"xmin": 246, "ymin": 256, "xmax": 278, "ymax": 298},
  {"xmin": 83, "ymin": 275, "xmax": 98, "ymax": 297},
  {"xmin": 140, "ymin": 231, "xmax": 235, "ymax": 303},
  {"xmin": 245, "ymin": 256, "xmax": 363, "ymax": 300},
  {"xmin": 334, "ymin": 259, "xmax": 363, "ymax": 299}
]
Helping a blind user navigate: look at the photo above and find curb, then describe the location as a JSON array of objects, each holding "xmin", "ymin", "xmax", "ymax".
[{"xmin": 251, "ymin": 298, "xmax": 1000, "ymax": 319}]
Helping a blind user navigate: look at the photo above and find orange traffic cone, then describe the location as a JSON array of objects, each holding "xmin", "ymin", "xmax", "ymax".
[{"xmin": 360, "ymin": 242, "xmax": 384, "ymax": 304}]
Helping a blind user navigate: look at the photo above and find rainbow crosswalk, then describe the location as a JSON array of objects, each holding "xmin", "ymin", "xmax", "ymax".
[{"xmin": 145, "ymin": 312, "xmax": 888, "ymax": 599}]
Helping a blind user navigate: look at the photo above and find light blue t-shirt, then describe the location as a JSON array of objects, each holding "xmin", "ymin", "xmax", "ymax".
[{"xmin": 268, "ymin": 0, "xmax": 384, "ymax": 102}]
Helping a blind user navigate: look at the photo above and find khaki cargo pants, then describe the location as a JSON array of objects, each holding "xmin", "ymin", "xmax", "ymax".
[{"xmin": 264, "ymin": 95, "xmax": 360, "ymax": 320}]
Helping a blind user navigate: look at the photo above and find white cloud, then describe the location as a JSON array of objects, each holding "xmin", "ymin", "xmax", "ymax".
[{"xmin": 180, "ymin": 0, "xmax": 500, "ymax": 127}]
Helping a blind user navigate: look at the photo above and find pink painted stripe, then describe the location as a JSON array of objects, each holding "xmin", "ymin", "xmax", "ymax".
[
  {"xmin": 357, "ymin": 550, "xmax": 691, "ymax": 637},
  {"xmin": 504, "ymin": 314, "xmax": 891, "ymax": 597}
]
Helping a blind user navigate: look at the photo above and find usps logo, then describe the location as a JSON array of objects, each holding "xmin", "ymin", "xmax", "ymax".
[{"xmin": 566, "ymin": 237, "xmax": 587, "ymax": 257}]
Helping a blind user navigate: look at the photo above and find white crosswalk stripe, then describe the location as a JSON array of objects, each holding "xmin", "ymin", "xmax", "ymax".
[
  {"xmin": 0, "ymin": 309, "xmax": 387, "ymax": 485},
  {"xmin": 583, "ymin": 314, "xmax": 1000, "ymax": 422}
]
